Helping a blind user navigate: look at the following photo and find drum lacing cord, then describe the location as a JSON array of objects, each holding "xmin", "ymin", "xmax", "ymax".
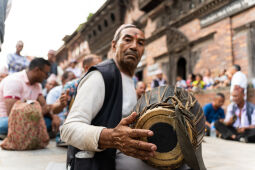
[{"xmin": 163, "ymin": 87, "xmax": 199, "ymax": 146}]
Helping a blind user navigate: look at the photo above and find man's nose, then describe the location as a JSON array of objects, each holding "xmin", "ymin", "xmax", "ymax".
[{"xmin": 130, "ymin": 41, "xmax": 138, "ymax": 50}]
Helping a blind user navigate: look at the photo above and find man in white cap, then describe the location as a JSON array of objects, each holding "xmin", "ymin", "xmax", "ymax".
[{"xmin": 151, "ymin": 69, "xmax": 167, "ymax": 88}]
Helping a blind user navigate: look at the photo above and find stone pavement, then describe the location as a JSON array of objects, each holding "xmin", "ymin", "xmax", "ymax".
[
  {"xmin": 0, "ymin": 139, "xmax": 66, "ymax": 170},
  {"xmin": 0, "ymin": 137, "xmax": 255, "ymax": 170}
]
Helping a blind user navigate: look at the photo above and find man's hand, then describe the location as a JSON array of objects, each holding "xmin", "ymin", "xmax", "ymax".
[
  {"xmin": 99, "ymin": 112, "xmax": 157, "ymax": 160},
  {"xmin": 60, "ymin": 89, "xmax": 69, "ymax": 107},
  {"xmin": 225, "ymin": 116, "xmax": 236, "ymax": 126},
  {"xmin": 237, "ymin": 127, "xmax": 246, "ymax": 133},
  {"xmin": 51, "ymin": 115, "xmax": 61, "ymax": 133}
]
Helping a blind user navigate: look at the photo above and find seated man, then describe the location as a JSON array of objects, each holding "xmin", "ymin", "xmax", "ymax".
[
  {"xmin": 0, "ymin": 58, "xmax": 60, "ymax": 137},
  {"xmin": 42, "ymin": 74, "xmax": 58, "ymax": 99},
  {"xmin": 203, "ymin": 93, "xmax": 225, "ymax": 136},
  {"xmin": 46, "ymin": 71, "xmax": 75, "ymax": 123},
  {"xmin": 215, "ymin": 88, "xmax": 255, "ymax": 142},
  {"xmin": 51, "ymin": 55, "xmax": 101, "ymax": 115},
  {"xmin": 136, "ymin": 81, "xmax": 146, "ymax": 99}
]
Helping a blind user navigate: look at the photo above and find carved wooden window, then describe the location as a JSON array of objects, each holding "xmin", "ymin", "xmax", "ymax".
[
  {"xmin": 93, "ymin": 30, "xmax": 97, "ymax": 36},
  {"xmin": 98, "ymin": 25, "xmax": 102, "ymax": 32},
  {"xmin": 110, "ymin": 13, "xmax": 115, "ymax": 22},
  {"xmin": 88, "ymin": 34, "xmax": 92, "ymax": 40},
  {"xmin": 104, "ymin": 19, "xmax": 108, "ymax": 27}
]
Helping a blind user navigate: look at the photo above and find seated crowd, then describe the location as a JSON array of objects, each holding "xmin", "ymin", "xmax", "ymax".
[
  {"xmin": 175, "ymin": 65, "xmax": 246, "ymax": 91},
  {"xmin": 0, "ymin": 53, "xmax": 103, "ymax": 149}
]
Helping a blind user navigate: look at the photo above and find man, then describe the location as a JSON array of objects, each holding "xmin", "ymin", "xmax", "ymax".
[
  {"xmin": 46, "ymin": 71, "xmax": 75, "ymax": 122},
  {"xmin": 46, "ymin": 71, "xmax": 75, "ymax": 146},
  {"xmin": 136, "ymin": 81, "xmax": 146, "ymax": 99},
  {"xmin": 215, "ymin": 88, "xmax": 255, "ymax": 142},
  {"xmin": 176, "ymin": 76, "xmax": 187, "ymax": 88},
  {"xmin": 60, "ymin": 24, "xmax": 158, "ymax": 170},
  {"xmin": 51, "ymin": 54, "xmax": 102, "ymax": 115},
  {"xmin": 203, "ymin": 93, "xmax": 225, "ymax": 136},
  {"xmin": 7, "ymin": 40, "xmax": 30, "ymax": 74},
  {"xmin": 0, "ymin": 58, "xmax": 60, "ymax": 136},
  {"xmin": 42, "ymin": 74, "xmax": 58, "ymax": 99},
  {"xmin": 151, "ymin": 69, "xmax": 167, "ymax": 88},
  {"xmin": 229, "ymin": 64, "xmax": 247, "ymax": 99},
  {"xmin": 66, "ymin": 59, "xmax": 82, "ymax": 78},
  {"xmin": 47, "ymin": 50, "xmax": 58, "ymax": 76},
  {"xmin": 0, "ymin": 0, "xmax": 12, "ymax": 52}
]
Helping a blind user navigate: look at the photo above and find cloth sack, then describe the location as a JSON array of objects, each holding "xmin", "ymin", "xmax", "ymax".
[{"xmin": 1, "ymin": 100, "xmax": 49, "ymax": 150}]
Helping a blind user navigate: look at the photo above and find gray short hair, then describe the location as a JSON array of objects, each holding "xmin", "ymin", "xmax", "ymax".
[{"xmin": 113, "ymin": 24, "xmax": 138, "ymax": 42}]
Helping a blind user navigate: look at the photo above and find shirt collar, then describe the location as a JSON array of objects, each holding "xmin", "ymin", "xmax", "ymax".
[
  {"xmin": 233, "ymin": 102, "xmax": 247, "ymax": 111},
  {"xmin": 22, "ymin": 70, "xmax": 31, "ymax": 85}
]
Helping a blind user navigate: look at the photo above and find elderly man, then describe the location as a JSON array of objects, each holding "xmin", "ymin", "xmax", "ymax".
[
  {"xmin": 61, "ymin": 24, "xmax": 160, "ymax": 170},
  {"xmin": 7, "ymin": 40, "xmax": 30, "ymax": 74},
  {"xmin": 151, "ymin": 69, "xmax": 167, "ymax": 88},
  {"xmin": 47, "ymin": 49, "xmax": 58, "ymax": 76},
  {"xmin": 215, "ymin": 88, "xmax": 255, "ymax": 143},
  {"xmin": 0, "ymin": 58, "xmax": 60, "ymax": 136},
  {"xmin": 136, "ymin": 81, "xmax": 146, "ymax": 99},
  {"xmin": 229, "ymin": 64, "xmax": 247, "ymax": 99}
]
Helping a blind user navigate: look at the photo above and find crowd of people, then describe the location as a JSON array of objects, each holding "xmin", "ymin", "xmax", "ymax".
[{"xmin": 175, "ymin": 66, "xmax": 246, "ymax": 92}]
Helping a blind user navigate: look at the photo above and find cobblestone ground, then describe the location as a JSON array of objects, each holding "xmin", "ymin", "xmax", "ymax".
[{"xmin": 0, "ymin": 137, "xmax": 255, "ymax": 170}]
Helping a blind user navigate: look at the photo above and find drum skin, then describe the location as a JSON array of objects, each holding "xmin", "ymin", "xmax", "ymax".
[{"xmin": 131, "ymin": 86, "xmax": 205, "ymax": 170}]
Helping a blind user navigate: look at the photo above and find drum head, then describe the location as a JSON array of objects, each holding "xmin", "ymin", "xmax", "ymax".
[{"xmin": 134, "ymin": 107, "xmax": 184, "ymax": 169}]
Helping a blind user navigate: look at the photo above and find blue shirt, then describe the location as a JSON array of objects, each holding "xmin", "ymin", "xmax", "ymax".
[
  {"xmin": 46, "ymin": 85, "xmax": 66, "ymax": 122},
  {"xmin": 203, "ymin": 103, "xmax": 225, "ymax": 123},
  {"xmin": 7, "ymin": 53, "xmax": 29, "ymax": 74}
]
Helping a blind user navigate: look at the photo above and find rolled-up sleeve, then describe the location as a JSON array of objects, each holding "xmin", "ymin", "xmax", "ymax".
[{"xmin": 60, "ymin": 70, "xmax": 105, "ymax": 151}]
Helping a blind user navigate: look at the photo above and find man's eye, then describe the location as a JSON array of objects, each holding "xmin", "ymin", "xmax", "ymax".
[
  {"xmin": 125, "ymin": 38, "xmax": 131, "ymax": 42},
  {"xmin": 138, "ymin": 41, "xmax": 144, "ymax": 46}
]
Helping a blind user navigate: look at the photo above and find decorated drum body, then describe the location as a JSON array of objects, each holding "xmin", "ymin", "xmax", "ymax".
[{"xmin": 131, "ymin": 86, "xmax": 206, "ymax": 170}]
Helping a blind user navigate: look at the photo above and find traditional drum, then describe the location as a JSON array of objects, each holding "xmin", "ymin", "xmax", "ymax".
[{"xmin": 131, "ymin": 86, "xmax": 206, "ymax": 170}]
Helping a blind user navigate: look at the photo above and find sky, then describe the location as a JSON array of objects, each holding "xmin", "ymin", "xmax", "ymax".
[{"xmin": 0, "ymin": 0, "xmax": 106, "ymax": 66}]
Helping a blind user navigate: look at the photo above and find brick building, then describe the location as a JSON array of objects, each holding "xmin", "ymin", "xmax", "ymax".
[{"xmin": 55, "ymin": 0, "xmax": 255, "ymax": 86}]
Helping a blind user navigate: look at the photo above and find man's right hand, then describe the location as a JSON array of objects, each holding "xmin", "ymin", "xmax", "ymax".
[
  {"xmin": 99, "ymin": 112, "xmax": 157, "ymax": 160},
  {"xmin": 60, "ymin": 89, "xmax": 69, "ymax": 107}
]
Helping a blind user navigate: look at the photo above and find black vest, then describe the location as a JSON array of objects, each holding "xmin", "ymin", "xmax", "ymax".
[{"xmin": 67, "ymin": 59, "xmax": 123, "ymax": 170}]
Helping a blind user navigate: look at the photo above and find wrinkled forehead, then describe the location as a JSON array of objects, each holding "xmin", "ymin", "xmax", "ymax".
[{"xmin": 119, "ymin": 27, "xmax": 145, "ymax": 39}]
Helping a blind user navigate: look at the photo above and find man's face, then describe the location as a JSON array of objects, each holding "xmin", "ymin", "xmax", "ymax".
[
  {"xmin": 157, "ymin": 73, "xmax": 163, "ymax": 80},
  {"xmin": 112, "ymin": 27, "xmax": 145, "ymax": 75},
  {"xmin": 37, "ymin": 65, "xmax": 51, "ymax": 83},
  {"xmin": 136, "ymin": 82, "xmax": 146, "ymax": 98},
  {"xmin": 64, "ymin": 72, "xmax": 76, "ymax": 84},
  {"xmin": 46, "ymin": 81, "xmax": 57, "ymax": 92},
  {"xmin": 232, "ymin": 89, "xmax": 244, "ymax": 105},
  {"xmin": 16, "ymin": 43, "xmax": 23, "ymax": 53},
  {"xmin": 214, "ymin": 96, "xmax": 225, "ymax": 108}
]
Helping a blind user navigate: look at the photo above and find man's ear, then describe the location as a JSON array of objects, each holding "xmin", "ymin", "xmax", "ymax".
[{"xmin": 111, "ymin": 40, "xmax": 116, "ymax": 52}]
